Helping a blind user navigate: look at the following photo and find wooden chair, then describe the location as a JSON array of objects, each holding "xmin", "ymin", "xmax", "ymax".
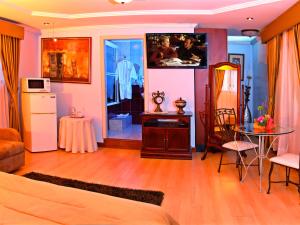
[
  {"xmin": 267, "ymin": 152, "xmax": 300, "ymax": 194},
  {"xmin": 199, "ymin": 110, "xmax": 228, "ymax": 160},
  {"xmin": 215, "ymin": 108, "xmax": 259, "ymax": 180}
]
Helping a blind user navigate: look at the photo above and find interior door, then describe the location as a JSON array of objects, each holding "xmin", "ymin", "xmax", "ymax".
[{"xmin": 104, "ymin": 40, "xmax": 119, "ymax": 105}]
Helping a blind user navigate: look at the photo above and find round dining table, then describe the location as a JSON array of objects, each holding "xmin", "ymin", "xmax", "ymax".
[{"xmin": 235, "ymin": 123, "xmax": 294, "ymax": 192}]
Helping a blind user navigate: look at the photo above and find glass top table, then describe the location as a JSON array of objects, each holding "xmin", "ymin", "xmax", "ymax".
[
  {"xmin": 235, "ymin": 123, "xmax": 294, "ymax": 192},
  {"xmin": 236, "ymin": 123, "xmax": 294, "ymax": 136}
]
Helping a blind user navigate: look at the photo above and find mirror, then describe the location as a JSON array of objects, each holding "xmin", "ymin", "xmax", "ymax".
[{"xmin": 208, "ymin": 62, "xmax": 242, "ymax": 135}]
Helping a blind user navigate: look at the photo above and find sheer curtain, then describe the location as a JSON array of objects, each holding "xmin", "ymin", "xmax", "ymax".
[
  {"xmin": 0, "ymin": 59, "xmax": 9, "ymax": 128},
  {"xmin": 274, "ymin": 30, "xmax": 300, "ymax": 154}
]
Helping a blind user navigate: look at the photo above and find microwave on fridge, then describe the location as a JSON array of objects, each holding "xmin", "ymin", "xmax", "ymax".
[{"xmin": 21, "ymin": 78, "xmax": 51, "ymax": 93}]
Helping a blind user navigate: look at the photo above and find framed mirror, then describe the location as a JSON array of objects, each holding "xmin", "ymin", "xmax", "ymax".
[{"xmin": 208, "ymin": 62, "xmax": 242, "ymax": 139}]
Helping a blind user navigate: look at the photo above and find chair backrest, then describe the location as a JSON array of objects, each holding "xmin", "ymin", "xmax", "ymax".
[{"xmin": 215, "ymin": 108, "xmax": 237, "ymax": 142}]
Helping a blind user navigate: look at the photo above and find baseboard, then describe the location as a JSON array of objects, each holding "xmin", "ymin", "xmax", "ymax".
[{"xmin": 98, "ymin": 138, "xmax": 142, "ymax": 150}]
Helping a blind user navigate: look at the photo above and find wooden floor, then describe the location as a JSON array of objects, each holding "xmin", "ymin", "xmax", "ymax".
[{"xmin": 16, "ymin": 148, "xmax": 300, "ymax": 225}]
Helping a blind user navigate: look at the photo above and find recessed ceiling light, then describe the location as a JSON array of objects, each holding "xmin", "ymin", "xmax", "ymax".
[
  {"xmin": 113, "ymin": 0, "xmax": 133, "ymax": 4},
  {"xmin": 246, "ymin": 17, "xmax": 254, "ymax": 21}
]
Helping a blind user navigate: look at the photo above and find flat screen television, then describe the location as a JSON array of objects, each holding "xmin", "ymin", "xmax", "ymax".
[{"xmin": 146, "ymin": 33, "xmax": 207, "ymax": 69}]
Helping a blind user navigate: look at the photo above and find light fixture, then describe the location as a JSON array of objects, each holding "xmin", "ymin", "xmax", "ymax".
[
  {"xmin": 52, "ymin": 22, "xmax": 57, "ymax": 42},
  {"xmin": 241, "ymin": 29, "xmax": 260, "ymax": 37},
  {"xmin": 113, "ymin": 0, "xmax": 133, "ymax": 4}
]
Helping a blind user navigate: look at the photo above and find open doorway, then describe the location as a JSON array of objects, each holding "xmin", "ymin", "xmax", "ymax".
[{"xmin": 104, "ymin": 39, "xmax": 144, "ymax": 140}]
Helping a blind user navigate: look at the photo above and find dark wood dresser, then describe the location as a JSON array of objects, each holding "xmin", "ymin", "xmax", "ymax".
[{"xmin": 141, "ymin": 112, "xmax": 192, "ymax": 160}]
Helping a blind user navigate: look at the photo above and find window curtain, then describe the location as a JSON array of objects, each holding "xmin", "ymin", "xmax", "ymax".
[
  {"xmin": 293, "ymin": 24, "xmax": 300, "ymax": 83},
  {"xmin": 267, "ymin": 35, "xmax": 281, "ymax": 117},
  {"xmin": 274, "ymin": 29, "xmax": 300, "ymax": 155},
  {"xmin": 0, "ymin": 34, "xmax": 21, "ymax": 131},
  {"xmin": 0, "ymin": 64, "xmax": 9, "ymax": 128},
  {"xmin": 214, "ymin": 69, "xmax": 225, "ymax": 105}
]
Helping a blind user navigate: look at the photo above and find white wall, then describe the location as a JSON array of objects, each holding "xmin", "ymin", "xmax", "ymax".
[
  {"xmin": 228, "ymin": 37, "xmax": 268, "ymax": 120},
  {"xmin": 252, "ymin": 40, "xmax": 267, "ymax": 118},
  {"xmin": 38, "ymin": 24, "xmax": 196, "ymax": 146},
  {"xmin": 228, "ymin": 37, "xmax": 254, "ymax": 118}
]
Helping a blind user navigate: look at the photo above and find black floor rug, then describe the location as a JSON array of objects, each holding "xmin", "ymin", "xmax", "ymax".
[{"xmin": 23, "ymin": 172, "xmax": 164, "ymax": 206}]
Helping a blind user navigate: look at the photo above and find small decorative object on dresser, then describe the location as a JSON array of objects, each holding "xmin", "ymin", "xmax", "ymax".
[
  {"xmin": 175, "ymin": 97, "xmax": 186, "ymax": 114},
  {"xmin": 152, "ymin": 91, "xmax": 165, "ymax": 112}
]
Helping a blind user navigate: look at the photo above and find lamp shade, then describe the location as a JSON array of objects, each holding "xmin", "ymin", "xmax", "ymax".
[{"xmin": 113, "ymin": 0, "xmax": 133, "ymax": 3}]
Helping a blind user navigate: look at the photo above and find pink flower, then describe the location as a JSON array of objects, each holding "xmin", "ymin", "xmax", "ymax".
[{"xmin": 257, "ymin": 116, "xmax": 264, "ymax": 122}]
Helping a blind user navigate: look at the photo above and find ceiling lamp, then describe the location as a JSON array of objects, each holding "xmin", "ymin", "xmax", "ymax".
[
  {"xmin": 241, "ymin": 29, "xmax": 260, "ymax": 37},
  {"xmin": 113, "ymin": 0, "xmax": 133, "ymax": 4}
]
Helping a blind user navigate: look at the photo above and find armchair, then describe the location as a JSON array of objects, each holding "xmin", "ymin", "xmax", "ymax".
[{"xmin": 0, "ymin": 128, "xmax": 24, "ymax": 172}]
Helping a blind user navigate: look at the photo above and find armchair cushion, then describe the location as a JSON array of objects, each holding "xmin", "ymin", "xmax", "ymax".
[
  {"xmin": 0, "ymin": 140, "xmax": 24, "ymax": 160},
  {"xmin": 0, "ymin": 128, "xmax": 21, "ymax": 142}
]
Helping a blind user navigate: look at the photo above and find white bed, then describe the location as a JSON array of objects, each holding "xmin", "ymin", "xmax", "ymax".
[{"xmin": 0, "ymin": 172, "xmax": 179, "ymax": 225}]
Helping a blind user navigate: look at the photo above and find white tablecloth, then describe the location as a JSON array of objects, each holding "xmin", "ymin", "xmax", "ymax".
[{"xmin": 59, "ymin": 116, "xmax": 97, "ymax": 153}]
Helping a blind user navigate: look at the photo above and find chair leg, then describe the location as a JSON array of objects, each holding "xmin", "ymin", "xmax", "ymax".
[
  {"xmin": 218, "ymin": 151, "xmax": 224, "ymax": 173},
  {"xmin": 298, "ymin": 167, "xmax": 300, "ymax": 193},
  {"xmin": 286, "ymin": 167, "xmax": 290, "ymax": 186},
  {"xmin": 236, "ymin": 152, "xmax": 243, "ymax": 181},
  {"xmin": 267, "ymin": 162, "xmax": 274, "ymax": 194},
  {"xmin": 298, "ymin": 168, "xmax": 300, "ymax": 193},
  {"xmin": 257, "ymin": 157, "xmax": 260, "ymax": 176},
  {"xmin": 235, "ymin": 152, "xmax": 239, "ymax": 168},
  {"xmin": 201, "ymin": 146, "xmax": 208, "ymax": 160},
  {"xmin": 238, "ymin": 159, "xmax": 243, "ymax": 181}
]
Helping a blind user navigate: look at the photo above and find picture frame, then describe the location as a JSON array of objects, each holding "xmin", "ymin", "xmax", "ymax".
[
  {"xmin": 228, "ymin": 53, "xmax": 244, "ymax": 81},
  {"xmin": 41, "ymin": 37, "xmax": 92, "ymax": 83}
]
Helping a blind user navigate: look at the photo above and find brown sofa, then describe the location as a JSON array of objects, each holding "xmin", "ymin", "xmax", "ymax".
[{"xmin": 0, "ymin": 128, "xmax": 24, "ymax": 172}]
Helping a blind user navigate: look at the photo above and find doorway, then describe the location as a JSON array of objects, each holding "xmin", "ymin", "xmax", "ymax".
[{"xmin": 104, "ymin": 39, "xmax": 144, "ymax": 140}]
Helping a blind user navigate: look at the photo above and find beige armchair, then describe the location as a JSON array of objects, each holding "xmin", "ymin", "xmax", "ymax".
[{"xmin": 0, "ymin": 128, "xmax": 24, "ymax": 172}]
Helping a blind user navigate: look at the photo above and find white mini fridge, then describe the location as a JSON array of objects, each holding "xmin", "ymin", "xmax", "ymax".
[{"xmin": 22, "ymin": 93, "xmax": 57, "ymax": 152}]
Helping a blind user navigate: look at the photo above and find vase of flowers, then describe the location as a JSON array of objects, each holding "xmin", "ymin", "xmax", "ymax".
[{"xmin": 254, "ymin": 105, "xmax": 275, "ymax": 131}]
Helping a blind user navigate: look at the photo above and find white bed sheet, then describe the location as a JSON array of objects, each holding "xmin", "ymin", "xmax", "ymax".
[{"xmin": 0, "ymin": 172, "xmax": 179, "ymax": 225}]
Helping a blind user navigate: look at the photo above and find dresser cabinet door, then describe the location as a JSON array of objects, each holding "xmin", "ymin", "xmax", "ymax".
[
  {"xmin": 166, "ymin": 128, "xmax": 189, "ymax": 152},
  {"xmin": 142, "ymin": 127, "xmax": 166, "ymax": 151}
]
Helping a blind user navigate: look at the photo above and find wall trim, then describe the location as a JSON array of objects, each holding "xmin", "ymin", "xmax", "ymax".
[
  {"xmin": 0, "ymin": 19, "xmax": 24, "ymax": 39},
  {"xmin": 261, "ymin": 1, "xmax": 300, "ymax": 43}
]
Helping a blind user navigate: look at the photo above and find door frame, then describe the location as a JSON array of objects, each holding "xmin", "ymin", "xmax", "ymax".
[{"xmin": 100, "ymin": 35, "xmax": 148, "ymax": 139}]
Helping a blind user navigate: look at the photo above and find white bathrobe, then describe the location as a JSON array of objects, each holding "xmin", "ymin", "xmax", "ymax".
[{"xmin": 115, "ymin": 60, "xmax": 137, "ymax": 100}]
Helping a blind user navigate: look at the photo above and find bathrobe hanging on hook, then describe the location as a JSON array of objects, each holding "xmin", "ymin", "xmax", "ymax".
[{"xmin": 115, "ymin": 58, "xmax": 137, "ymax": 100}]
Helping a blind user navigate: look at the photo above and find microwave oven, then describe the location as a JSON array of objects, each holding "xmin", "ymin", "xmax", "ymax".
[{"xmin": 21, "ymin": 78, "xmax": 51, "ymax": 93}]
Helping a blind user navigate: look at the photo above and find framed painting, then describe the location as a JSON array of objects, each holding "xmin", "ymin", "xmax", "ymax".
[
  {"xmin": 228, "ymin": 53, "xmax": 244, "ymax": 81},
  {"xmin": 41, "ymin": 37, "xmax": 91, "ymax": 83}
]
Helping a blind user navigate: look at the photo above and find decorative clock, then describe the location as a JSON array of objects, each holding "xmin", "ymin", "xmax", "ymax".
[{"xmin": 152, "ymin": 91, "xmax": 165, "ymax": 112}]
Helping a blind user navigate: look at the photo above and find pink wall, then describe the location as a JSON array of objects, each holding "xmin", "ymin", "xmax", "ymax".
[
  {"xmin": 45, "ymin": 24, "xmax": 196, "ymax": 145},
  {"xmin": 19, "ymin": 26, "xmax": 40, "ymax": 78},
  {"xmin": 22, "ymin": 24, "xmax": 196, "ymax": 145}
]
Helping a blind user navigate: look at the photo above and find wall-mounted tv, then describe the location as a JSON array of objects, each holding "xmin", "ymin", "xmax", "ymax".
[{"xmin": 146, "ymin": 33, "xmax": 207, "ymax": 69}]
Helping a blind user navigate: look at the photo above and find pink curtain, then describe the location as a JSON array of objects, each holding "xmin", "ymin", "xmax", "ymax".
[{"xmin": 274, "ymin": 30, "xmax": 300, "ymax": 154}]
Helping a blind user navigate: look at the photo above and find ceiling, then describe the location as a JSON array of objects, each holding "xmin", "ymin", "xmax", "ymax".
[{"xmin": 0, "ymin": 0, "xmax": 298, "ymax": 34}]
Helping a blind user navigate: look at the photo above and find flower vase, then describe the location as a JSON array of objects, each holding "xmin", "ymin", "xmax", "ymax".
[
  {"xmin": 253, "ymin": 121, "xmax": 266, "ymax": 131},
  {"xmin": 265, "ymin": 118, "xmax": 275, "ymax": 131}
]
